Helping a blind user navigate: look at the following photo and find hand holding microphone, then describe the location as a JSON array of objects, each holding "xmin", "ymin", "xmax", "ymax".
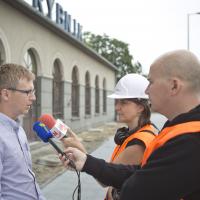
[
  {"xmin": 59, "ymin": 147, "xmax": 87, "ymax": 171},
  {"xmin": 33, "ymin": 121, "xmax": 82, "ymax": 200},
  {"xmin": 38, "ymin": 114, "xmax": 87, "ymax": 153},
  {"xmin": 32, "ymin": 121, "xmax": 76, "ymax": 169},
  {"xmin": 61, "ymin": 130, "xmax": 87, "ymax": 153}
]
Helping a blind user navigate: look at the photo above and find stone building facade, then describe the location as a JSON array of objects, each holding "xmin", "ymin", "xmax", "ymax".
[{"xmin": 0, "ymin": 0, "xmax": 117, "ymax": 141}]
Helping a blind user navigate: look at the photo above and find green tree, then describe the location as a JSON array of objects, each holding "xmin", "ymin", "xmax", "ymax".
[{"xmin": 83, "ymin": 32, "xmax": 142, "ymax": 80}]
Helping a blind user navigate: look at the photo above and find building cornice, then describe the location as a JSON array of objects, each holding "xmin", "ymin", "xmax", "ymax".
[{"xmin": 2, "ymin": 0, "xmax": 118, "ymax": 71}]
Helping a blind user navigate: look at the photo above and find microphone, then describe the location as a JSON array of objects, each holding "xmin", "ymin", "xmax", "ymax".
[
  {"xmin": 33, "ymin": 121, "xmax": 64, "ymax": 154},
  {"xmin": 38, "ymin": 114, "xmax": 68, "ymax": 139},
  {"xmin": 33, "ymin": 121, "xmax": 76, "ymax": 169}
]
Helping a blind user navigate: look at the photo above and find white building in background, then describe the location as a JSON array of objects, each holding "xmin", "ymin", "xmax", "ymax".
[{"xmin": 0, "ymin": 0, "xmax": 117, "ymax": 142}]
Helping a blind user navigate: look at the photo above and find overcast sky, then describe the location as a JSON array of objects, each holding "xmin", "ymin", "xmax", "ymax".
[
  {"xmin": 55, "ymin": 0, "xmax": 200, "ymax": 74},
  {"xmin": 25, "ymin": 0, "xmax": 200, "ymax": 74}
]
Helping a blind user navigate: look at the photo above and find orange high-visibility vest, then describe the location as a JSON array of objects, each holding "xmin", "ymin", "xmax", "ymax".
[
  {"xmin": 141, "ymin": 121, "xmax": 200, "ymax": 167},
  {"xmin": 141, "ymin": 121, "xmax": 200, "ymax": 200},
  {"xmin": 111, "ymin": 124, "xmax": 156, "ymax": 162},
  {"xmin": 105, "ymin": 124, "xmax": 156, "ymax": 200}
]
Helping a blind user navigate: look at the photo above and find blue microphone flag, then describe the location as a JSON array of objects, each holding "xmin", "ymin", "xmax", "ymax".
[{"xmin": 33, "ymin": 121, "xmax": 53, "ymax": 142}]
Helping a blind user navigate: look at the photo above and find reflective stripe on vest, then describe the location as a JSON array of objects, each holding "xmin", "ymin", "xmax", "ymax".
[
  {"xmin": 111, "ymin": 124, "xmax": 156, "ymax": 162},
  {"xmin": 141, "ymin": 121, "xmax": 200, "ymax": 167}
]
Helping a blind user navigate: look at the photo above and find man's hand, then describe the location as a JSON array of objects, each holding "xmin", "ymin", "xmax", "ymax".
[
  {"xmin": 59, "ymin": 147, "xmax": 87, "ymax": 171},
  {"xmin": 61, "ymin": 128, "xmax": 87, "ymax": 153}
]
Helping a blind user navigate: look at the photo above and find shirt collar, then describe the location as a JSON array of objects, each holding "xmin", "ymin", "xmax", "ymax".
[{"xmin": 0, "ymin": 112, "xmax": 21, "ymax": 131}]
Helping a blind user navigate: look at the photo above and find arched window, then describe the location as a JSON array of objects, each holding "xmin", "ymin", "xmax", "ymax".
[
  {"xmin": 23, "ymin": 49, "xmax": 38, "ymax": 141},
  {"xmin": 103, "ymin": 78, "xmax": 107, "ymax": 113},
  {"xmin": 95, "ymin": 75, "xmax": 100, "ymax": 114},
  {"xmin": 71, "ymin": 66, "xmax": 79, "ymax": 117},
  {"xmin": 23, "ymin": 49, "xmax": 37, "ymax": 73},
  {"xmin": 53, "ymin": 59, "xmax": 63, "ymax": 119},
  {"xmin": 85, "ymin": 71, "xmax": 91, "ymax": 115},
  {"xmin": 0, "ymin": 39, "xmax": 6, "ymax": 65}
]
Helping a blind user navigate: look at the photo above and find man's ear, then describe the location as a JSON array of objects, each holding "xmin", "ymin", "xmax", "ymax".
[
  {"xmin": 170, "ymin": 77, "xmax": 183, "ymax": 96},
  {"xmin": 0, "ymin": 89, "xmax": 10, "ymax": 101}
]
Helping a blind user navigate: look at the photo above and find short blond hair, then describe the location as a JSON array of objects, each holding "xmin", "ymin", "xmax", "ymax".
[{"xmin": 0, "ymin": 63, "xmax": 35, "ymax": 89}]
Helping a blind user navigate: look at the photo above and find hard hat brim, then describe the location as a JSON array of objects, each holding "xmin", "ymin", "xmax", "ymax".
[{"xmin": 107, "ymin": 94, "xmax": 149, "ymax": 99}]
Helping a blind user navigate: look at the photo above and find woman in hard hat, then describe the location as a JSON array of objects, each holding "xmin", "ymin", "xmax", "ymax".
[
  {"xmin": 61, "ymin": 73, "xmax": 157, "ymax": 200},
  {"xmin": 104, "ymin": 73, "xmax": 157, "ymax": 200}
]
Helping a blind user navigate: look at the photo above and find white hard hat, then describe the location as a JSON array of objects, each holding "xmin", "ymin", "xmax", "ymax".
[{"xmin": 107, "ymin": 73, "xmax": 149, "ymax": 99}]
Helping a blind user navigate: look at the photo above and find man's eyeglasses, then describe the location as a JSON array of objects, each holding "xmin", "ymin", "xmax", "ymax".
[{"xmin": 7, "ymin": 88, "xmax": 35, "ymax": 96}]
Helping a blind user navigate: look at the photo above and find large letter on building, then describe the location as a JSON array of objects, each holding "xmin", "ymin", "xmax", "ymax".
[
  {"xmin": 32, "ymin": 0, "xmax": 44, "ymax": 14},
  {"xmin": 46, "ymin": 0, "xmax": 54, "ymax": 18},
  {"xmin": 56, "ymin": 3, "xmax": 64, "ymax": 28}
]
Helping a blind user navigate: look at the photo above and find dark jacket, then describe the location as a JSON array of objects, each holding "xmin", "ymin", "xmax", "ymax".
[{"xmin": 82, "ymin": 105, "xmax": 200, "ymax": 200}]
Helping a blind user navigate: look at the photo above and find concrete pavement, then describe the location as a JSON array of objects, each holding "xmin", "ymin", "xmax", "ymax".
[
  {"xmin": 42, "ymin": 136, "xmax": 114, "ymax": 200},
  {"xmin": 42, "ymin": 113, "xmax": 167, "ymax": 200}
]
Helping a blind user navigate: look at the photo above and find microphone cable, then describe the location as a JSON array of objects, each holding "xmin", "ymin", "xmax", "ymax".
[
  {"xmin": 63, "ymin": 153, "xmax": 81, "ymax": 200},
  {"xmin": 72, "ymin": 170, "xmax": 81, "ymax": 200}
]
